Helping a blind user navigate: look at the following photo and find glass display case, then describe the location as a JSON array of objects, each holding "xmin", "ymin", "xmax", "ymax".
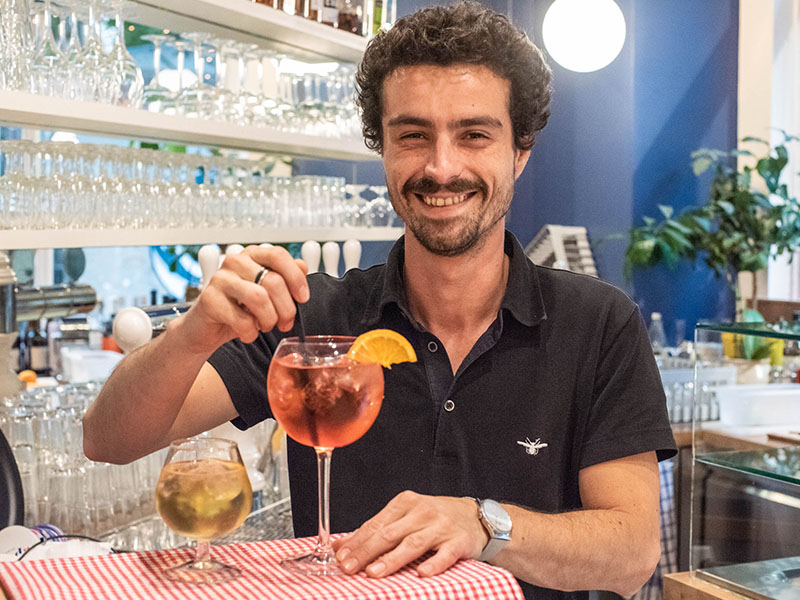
[{"xmin": 691, "ymin": 322, "xmax": 800, "ymax": 600}]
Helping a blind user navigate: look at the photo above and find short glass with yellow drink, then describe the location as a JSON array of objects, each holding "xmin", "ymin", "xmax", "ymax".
[{"xmin": 155, "ymin": 436, "xmax": 252, "ymax": 583}]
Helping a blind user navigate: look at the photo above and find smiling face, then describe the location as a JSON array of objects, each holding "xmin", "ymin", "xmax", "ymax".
[{"xmin": 381, "ymin": 64, "xmax": 530, "ymax": 257}]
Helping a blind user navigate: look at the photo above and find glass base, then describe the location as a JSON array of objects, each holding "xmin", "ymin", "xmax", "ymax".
[
  {"xmin": 161, "ymin": 558, "xmax": 241, "ymax": 584},
  {"xmin": 280, "ymin": 549, "xmax": 345, "ymax": 577}
]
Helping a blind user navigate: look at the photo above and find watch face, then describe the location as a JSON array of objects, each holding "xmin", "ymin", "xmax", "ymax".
[{"xmin": 483, "ymin": 499, "xmax": 512, "ymax": 532}]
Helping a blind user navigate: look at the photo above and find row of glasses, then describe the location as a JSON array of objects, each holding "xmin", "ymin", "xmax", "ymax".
[
  {"xmin": 140, "ymin": 30, "xmax": 360, "ymax": 139},
  {"xmin": 1, "ymin": 0, "xmax": 144, "ymax": 106},
  {"xmin": 663, "ymin": 380, "xmax": 721, "ymax": 424},
  {"xmin": 0, "ymin": 381, "xmax": 166, "ymax": 536},
  {"xmin": 0, "ymin": 141, "xmax": 400, "ymax": 231},
  {"xmin": 3, "ymin": 2, "xmax": 360, "ymax": 139}
]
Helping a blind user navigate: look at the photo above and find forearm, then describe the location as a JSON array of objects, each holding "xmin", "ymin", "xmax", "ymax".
[
  {"xmin": 82, "ymin": 317, "xmax": 211, "ymax": 464},
  {"xmin": 497, "ymin": 503, "xmax": 660, "ymax": 596}
]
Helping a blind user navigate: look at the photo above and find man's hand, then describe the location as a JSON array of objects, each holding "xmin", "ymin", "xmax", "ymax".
[
  {"xmin": 175, "ymin": 245, "xmax": 309, "ymax": 357},
  {"xmin": 332, "ymin": 491, "xmax": 489, "ymax": 578}
]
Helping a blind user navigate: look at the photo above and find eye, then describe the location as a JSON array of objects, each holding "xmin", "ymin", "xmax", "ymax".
[
  {"xmin": 399, "ymin": 132, "xmax": 424, "ymax": 140},
  {"xmin": 465, "ymin": 131, "xmax": 489, "ymax": 140}
]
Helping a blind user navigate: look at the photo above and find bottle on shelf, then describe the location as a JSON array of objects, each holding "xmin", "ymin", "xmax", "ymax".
[
  {"xmin": 277, "ymin": 0, "xmax": 296, "ymax": 15},
  {"xmin": 10, "ymin": 335, "xmax": 21, "ymax": 373},
  {"xmin": 305, "ymin": 0, "xmax": 320, "ymax": 21},
  {"xmin": 371, "ymin": 0, "xmax": 396, "ymax": 34},
  {"xmin": 337, "ymin": 0, "xmax": 363, "ymax": 34},
  {"xmin": 320, "ymin": 0, "xmax": 339, "ymax": 26},
  {"xmin": 647, "ymin": 312, "xmax": 668, "ymax": 356},
  {"xmin": 25, "ymin": 319, "xmax": 50, "ymax": 377}
]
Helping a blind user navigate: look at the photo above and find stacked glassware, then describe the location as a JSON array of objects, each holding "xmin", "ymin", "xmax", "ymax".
[
  {"xmin": 0, "ymin": 141, "xmax": 399, "ymax": 231},
  {"xmin": 0, "ymin": 0, "xmax": 143, "ymax": 107},
  {"xmin": 0, "ymin": 381, "xmax": 164, "ymax": 537}
]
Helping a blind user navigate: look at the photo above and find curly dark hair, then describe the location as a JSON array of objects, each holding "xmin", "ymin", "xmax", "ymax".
[{"xmin": 355, "ymin": 1, "xmax": 552, "ymax": 154}]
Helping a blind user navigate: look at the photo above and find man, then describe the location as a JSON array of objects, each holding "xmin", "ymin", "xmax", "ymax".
[{"xmin": 83, "ymin": 3, "xmax": 676, "ymax": 599}]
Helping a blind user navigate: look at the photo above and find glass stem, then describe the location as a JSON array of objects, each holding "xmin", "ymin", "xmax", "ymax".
[
  {"xmin": 315, "ymin": 448, "xmax": 333, "ymax": 557},
  {"xmin": 195, "ymin": 540, "xmax": 211, "ymax": 566},
  {"xmin": 115, "ymin": 10, "xmax": 125, "ymax": 51},
  {"xmin": 152, "ymin": 43, "xmax": 162, "ymax": 77},
  {"xmin": 194, "ymin": 44, "xmax": 205, "ymax": 83}
]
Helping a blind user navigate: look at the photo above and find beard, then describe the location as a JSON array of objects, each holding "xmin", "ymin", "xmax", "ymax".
[{"xmin": 389, "ymin": 175, "xmax": 512, "ymax": 257}]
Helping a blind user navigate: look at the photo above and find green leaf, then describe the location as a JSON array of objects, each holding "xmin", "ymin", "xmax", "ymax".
[
  {"xmin": 741, "ymin": 136, "xmax": 769, "ymax": 145},
  {"xmin": 656, "ymin": 239, "xmax": 678, "ymax": 268},
  {"xmin": 692, "ymin": 155, "xmax": 714, "ymax": 176},
  {"xmin": 717, "ymin": 200, "xmax": 735, "ymax": 215},
  {"xmin": 692, "ymin": 216, "xmax": 712, "ymax": 232},
  {"xmin": 666, "ymin": 219, "xmax": 692, "ymax": 235},
  {"xmin": 662, "ymin": 227, "xmax": 693, "ymax": 250},
  {"xmin": 657, "ymin": 205, "xmax": 674, "ymax": 219},
  {"xmin": 626, "ymin": 238, "xmax": 656, "ymax": 266}
]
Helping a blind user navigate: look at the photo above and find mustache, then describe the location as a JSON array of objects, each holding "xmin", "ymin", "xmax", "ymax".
[{"xmin": 402, "ymin": 177, "xmax": 488, "ymax": 197}]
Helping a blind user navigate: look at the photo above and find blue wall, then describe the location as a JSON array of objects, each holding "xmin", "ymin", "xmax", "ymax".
[
  {"xmin": 312, "ymin": 0, "xmax": 741, "ymax": 344},
  {"xmin": 500, "ymin": 0, "xmax": 740, "ymax": 344}
]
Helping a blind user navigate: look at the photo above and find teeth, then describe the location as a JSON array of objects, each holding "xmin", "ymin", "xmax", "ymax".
[{"xmin": 421, "ymin": 194, "xmax": 468, "ymax": 207}]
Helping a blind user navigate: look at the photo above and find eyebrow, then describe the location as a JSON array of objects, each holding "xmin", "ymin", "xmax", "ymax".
[{"xmin": 386, "ymin": 115, "xmax": 504, "ymax": 130}]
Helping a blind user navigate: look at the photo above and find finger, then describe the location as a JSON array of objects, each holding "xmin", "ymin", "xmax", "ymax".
[
  {"xmin": 364, "ymin": 529, "xmax": 435, "ymax": 578},
  {"xmin": 249, "ymin": 246, "xmax": 310, "ymax": 303},
  {"xmin": 416, "ymin": 542, "xmax": 464, "ymax": 577},
  {"xmin": 209, "ymin": 269, "xmax": 279, "ymax": 333},
  {"xmin": 200, "ymin": 285, "xmax": 262, "ymax": 342},
  {"xmin": 295, "ymin": 258, "xmax": 309, "ymax": 277},
  {"xmin": 336, "ymin": 493, "xmax": 422, "ymax": 573},
  {"xmin": 259, "ymin": 270, "xmax": 297, "ymax": 332}
]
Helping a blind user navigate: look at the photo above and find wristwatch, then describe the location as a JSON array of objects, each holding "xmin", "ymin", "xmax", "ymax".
[{"xmin": 473, "ymin": 498, "xmax": 512, "ymax": 562}]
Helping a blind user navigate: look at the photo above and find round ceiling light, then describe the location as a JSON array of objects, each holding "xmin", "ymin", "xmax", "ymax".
[{"xmin": 542, "ymin": 0, "xmax": 626, "ymax": 73}]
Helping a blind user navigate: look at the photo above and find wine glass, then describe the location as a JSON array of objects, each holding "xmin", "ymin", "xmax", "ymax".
[
  {"xmin": 109, "ymin": 0, "xmax": 144, "ymax": 108},
  {"xmin": 29, "ymin": 0, "xmax": 66, "ymax": 97},
  {"xmin": 178, "ymin": 32, "xmax": 214, "ymax": 118},
  {"xmin": 155, "ymin": 436, "xmax": 253, "ymax": 583},
  {"xmin": 266, "ymin": 336, "xmax": 385, "ymax": 576},
  {"xmin": 141, "ymin": 33, "xmax": 173, "ymax": 112}
]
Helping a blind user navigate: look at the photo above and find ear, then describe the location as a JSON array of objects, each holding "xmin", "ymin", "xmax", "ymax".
[{"xmin": 513, "ymin": 148, "xmax": 531, "ymax": 180}]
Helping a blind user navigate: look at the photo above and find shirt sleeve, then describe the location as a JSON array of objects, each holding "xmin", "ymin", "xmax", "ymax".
[
  {"xmin": 207, "ymin": 332, "xmax": 278, "ymax": 430},
  {"xmin": 579, "ymin": 304, "xmax": 677, "ymax": 469}
]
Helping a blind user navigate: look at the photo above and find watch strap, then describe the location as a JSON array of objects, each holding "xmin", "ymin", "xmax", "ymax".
[
  {"xmin": 472, "ymin": 497, "xmax": 511, "ymax": 562},
  {"xmin": 479, "ymin": 536, "xmax": 506, "ymax": 562}
]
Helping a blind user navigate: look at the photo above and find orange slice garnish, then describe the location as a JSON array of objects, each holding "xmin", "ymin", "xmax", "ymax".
[{"xmin": 348, "ymin": 329, "xmax": 417, "ymax": 369}]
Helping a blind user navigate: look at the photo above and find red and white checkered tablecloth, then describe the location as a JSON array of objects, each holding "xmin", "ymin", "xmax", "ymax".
[{"xmin": 0, "ymin": 536, "xmax": 524, "ymax": 600}]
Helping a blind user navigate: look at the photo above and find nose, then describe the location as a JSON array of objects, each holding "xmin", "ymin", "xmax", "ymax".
[{"xmin": 422, "ymin": 136, "xmax": 463, "ymax": 184}]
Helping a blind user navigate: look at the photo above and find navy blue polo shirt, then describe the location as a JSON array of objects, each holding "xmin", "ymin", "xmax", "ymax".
[{"xmin": 209, "ymin": 231, "xmax": 676, "ymax": 600}]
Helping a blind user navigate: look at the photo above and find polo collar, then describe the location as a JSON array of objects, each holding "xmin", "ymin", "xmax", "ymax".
[{"xmin": 360, "ymin": 230, "xmax": 547, "ymax": 328}]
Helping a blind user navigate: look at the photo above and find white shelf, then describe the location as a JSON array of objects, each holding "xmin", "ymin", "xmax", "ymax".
[
  {"xmin": 0, "ymin": 226, "xmax": 403, "ymax": 249},
  {"xmin": 0, "ymin": 91, "xmax": 379, "ymax": 161},
  {"xmin": 131, "ymin": 0, "xmax": 368, "ymax": 63}
]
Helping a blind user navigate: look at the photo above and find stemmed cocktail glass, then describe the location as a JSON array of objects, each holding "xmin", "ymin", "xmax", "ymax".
[
  {"xmin": 141, "ymin": 34, "xmax": 172, "ymax": 112},
  {"xmin": 266, "ymin": 336, "xmax": 385, "ymax": 576},
  {"xmin": 155, "ymin": 437, "xmax": 253, "ymax": 583}
]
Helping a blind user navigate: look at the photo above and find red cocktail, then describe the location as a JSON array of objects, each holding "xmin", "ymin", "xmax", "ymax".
[{"xmin": 266, "ymin": 336, "xmax": 385, "ymax": 576}]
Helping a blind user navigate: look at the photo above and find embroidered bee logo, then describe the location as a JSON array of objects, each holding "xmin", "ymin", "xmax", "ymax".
[{"xmin": 517, "ymin": 437, "xmax": 548, "ymax": 456}]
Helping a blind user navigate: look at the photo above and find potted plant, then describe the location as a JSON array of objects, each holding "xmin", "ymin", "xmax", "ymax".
[{"xmin": 624, "ymin": 132, "xmax": 799, "ymax": 361}]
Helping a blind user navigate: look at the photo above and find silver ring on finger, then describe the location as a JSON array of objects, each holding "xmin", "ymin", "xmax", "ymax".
[{"xmin": 254, "ymin": 267, "xmax": 269, "ymax": 286}]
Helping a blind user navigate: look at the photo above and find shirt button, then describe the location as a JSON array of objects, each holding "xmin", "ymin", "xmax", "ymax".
[
  {"xmin": 427, "ymin": 341, "xmax": 438, "ymax": 352},
  {"xmin": 443, "ymin": 399, "xmax": 455, "ymax": 412}
]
